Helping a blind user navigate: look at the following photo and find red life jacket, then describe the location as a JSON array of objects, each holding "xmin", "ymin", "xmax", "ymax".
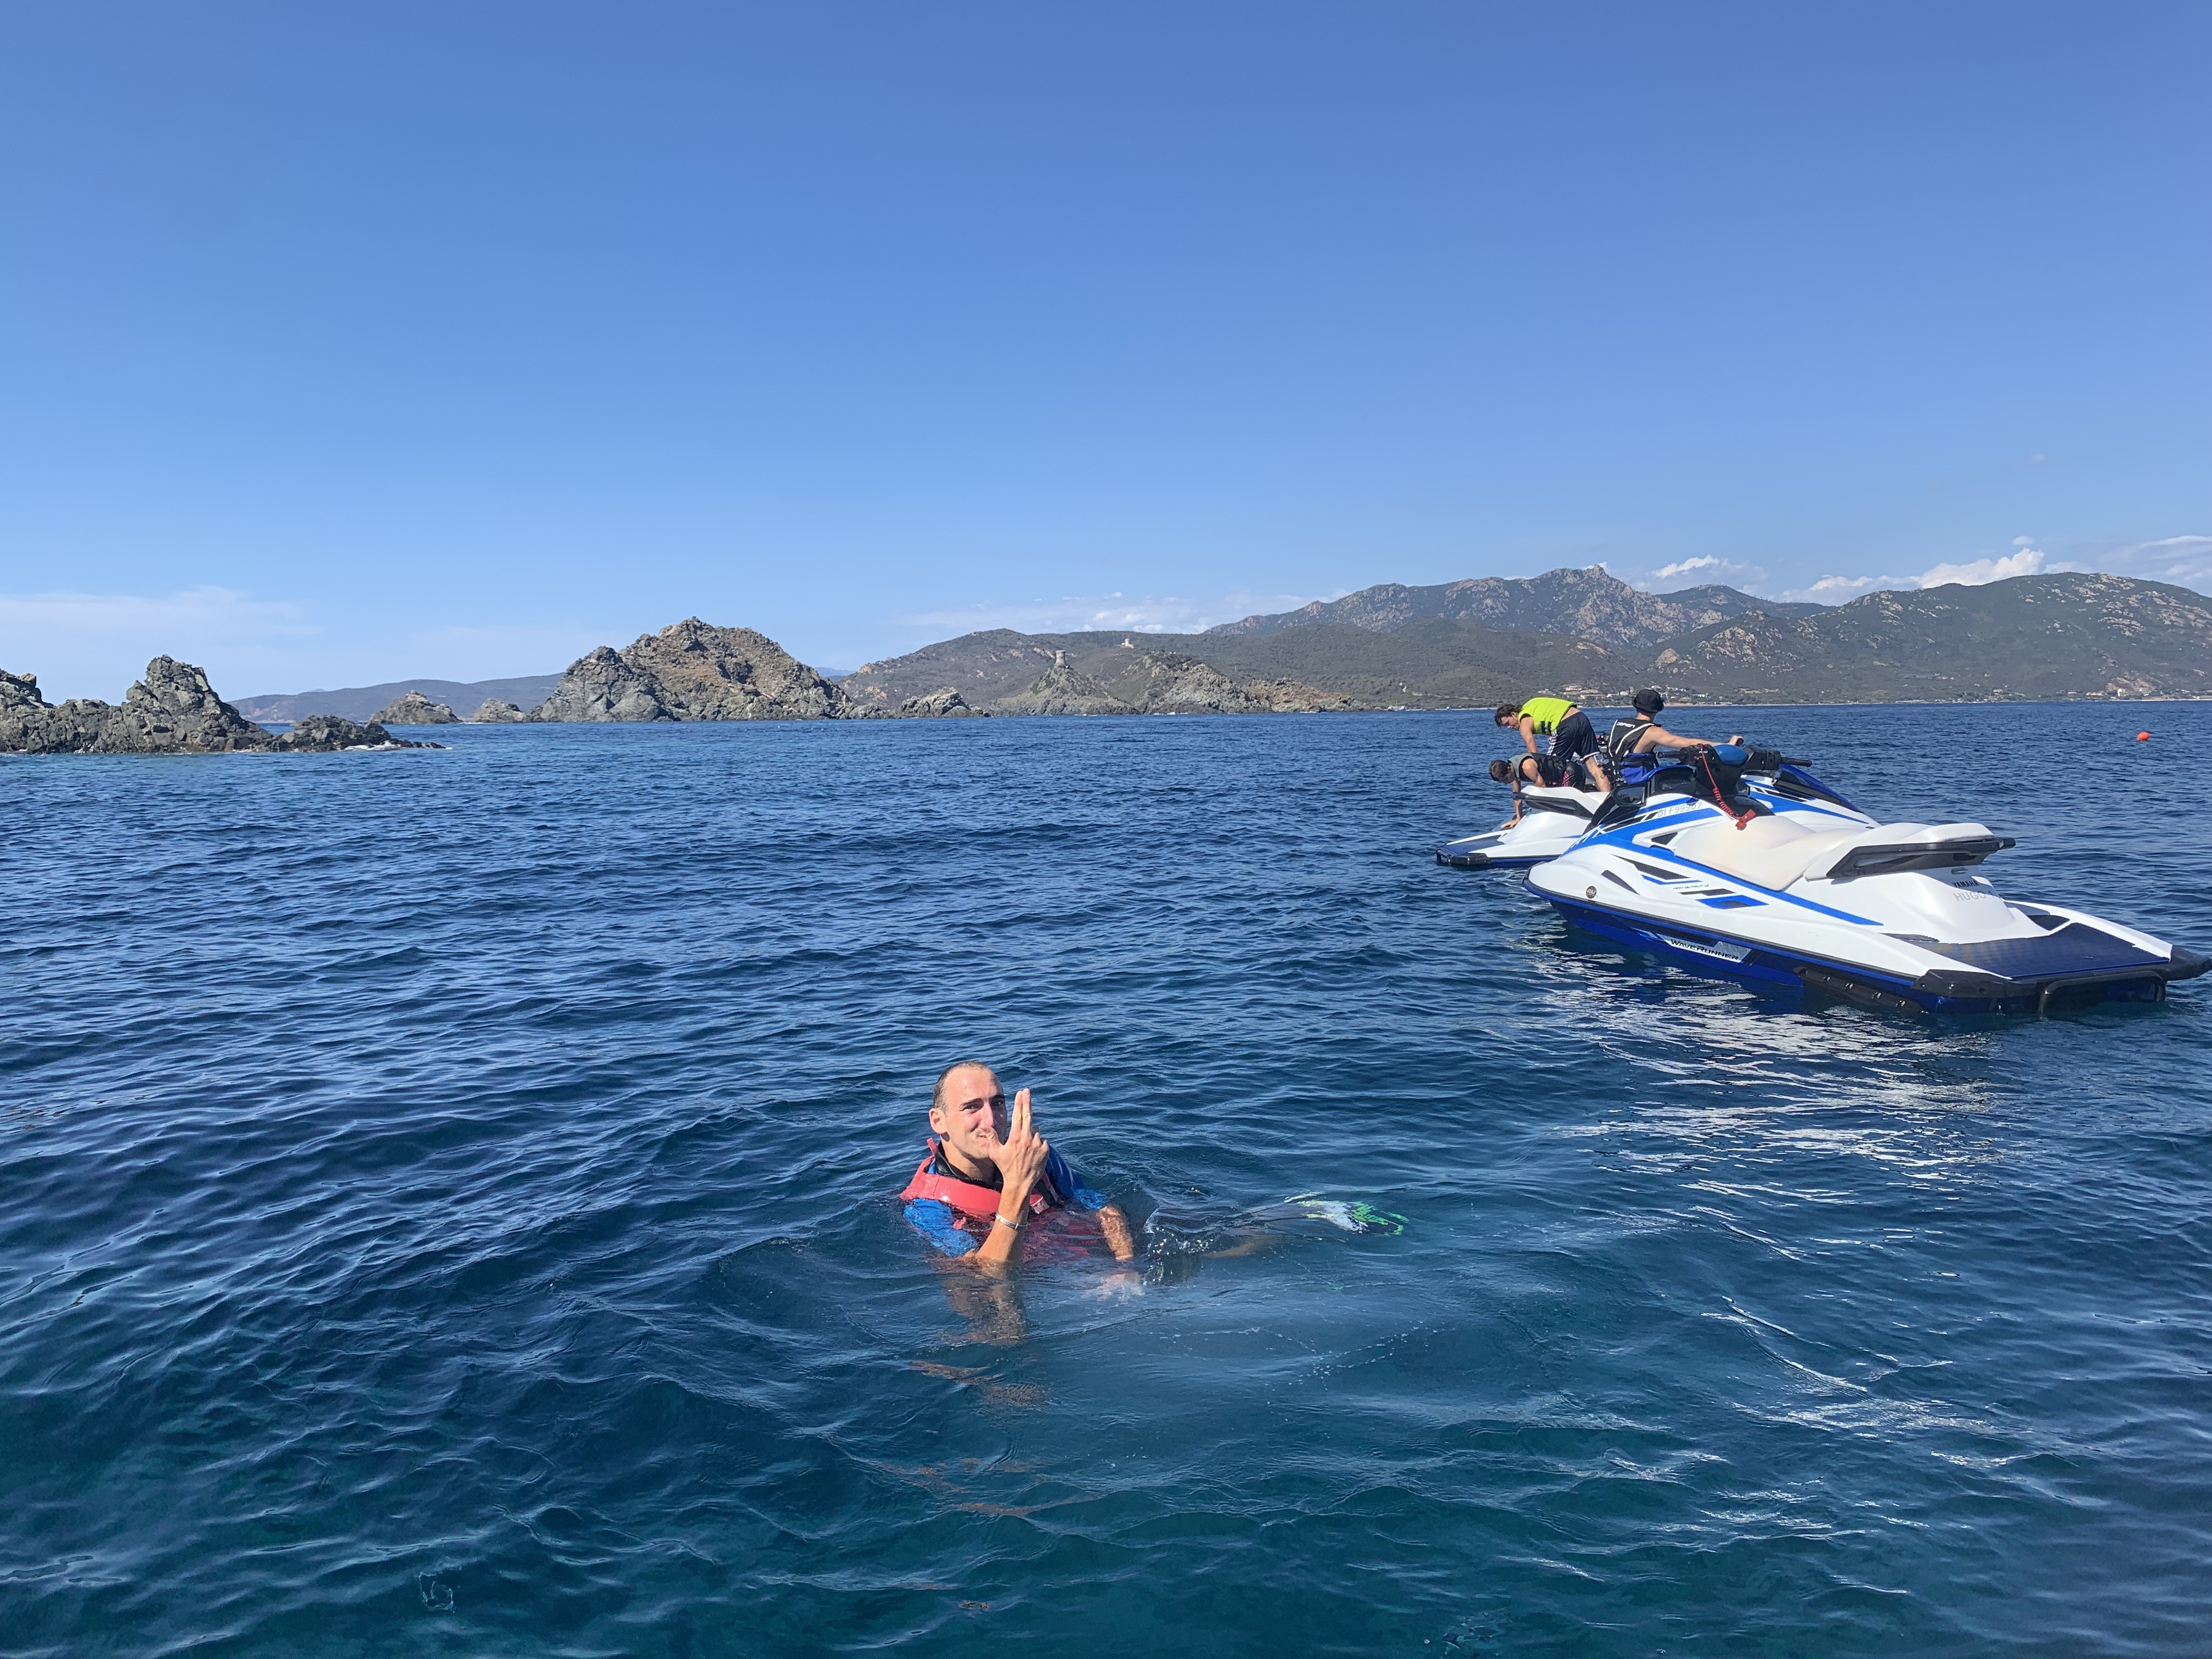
[{"xmin": 899, "ymin": 1141, "xmax": 1052, "ymax": 1223}]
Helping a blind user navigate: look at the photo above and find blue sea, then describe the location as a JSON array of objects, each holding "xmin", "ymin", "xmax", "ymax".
[{"xmin": 6, "ymin": 702, "xmax": 2209, "ymax": 1657}]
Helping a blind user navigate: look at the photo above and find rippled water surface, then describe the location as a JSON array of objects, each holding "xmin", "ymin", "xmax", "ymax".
[{"xmin": 7, "ymin": 704, "xmax": 2210, "ymax": 1657}]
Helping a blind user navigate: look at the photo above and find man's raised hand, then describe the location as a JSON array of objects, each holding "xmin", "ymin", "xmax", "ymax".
[{"xmin": 992, "ymin": 1087, "xmax": 1051, "ymax": 1199}]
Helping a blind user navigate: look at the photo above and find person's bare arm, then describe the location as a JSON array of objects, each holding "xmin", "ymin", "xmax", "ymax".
[
  {"xmin": 1635, "ymin": 723, "xmax": 1745, "ymax": 752},
  {"xmin": 1098, "ymin": 1203, "xmax": 1136, "ymax": 1261},
  {"xmin": 973, "ymin": 1089, "xmax": 1048, "ymax": 1271},
  {"xmin": 1519, "ymin": 715, "xmax": 1541, "ymax": 755}
]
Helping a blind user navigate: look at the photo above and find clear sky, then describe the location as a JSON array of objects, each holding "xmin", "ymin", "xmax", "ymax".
[{"xmin": 3, "ymin": 1, "xmax": 2207, "ymax": 698}]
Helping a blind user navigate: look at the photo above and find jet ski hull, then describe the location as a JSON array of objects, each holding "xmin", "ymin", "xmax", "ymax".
[
  {"xmin": 1543, "ymin": 890, "xmax": 2206, "ymax": 1014},
  {"xmin": 1530, "ymin": 789, "xmax": 2209, "ymax": 1014}
]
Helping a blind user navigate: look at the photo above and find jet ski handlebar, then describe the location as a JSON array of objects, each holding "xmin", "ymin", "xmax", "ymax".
[{"xmin": 1638, "ymin": 742, "xmax": 1809, "ymax": 770}]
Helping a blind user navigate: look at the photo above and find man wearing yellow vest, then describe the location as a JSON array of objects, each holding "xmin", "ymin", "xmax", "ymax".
[{"xmin": 1494, "ymin": 696, "xmax": 1606, "ymax": 793}]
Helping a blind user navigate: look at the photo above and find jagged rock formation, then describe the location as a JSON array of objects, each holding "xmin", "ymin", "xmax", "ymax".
[
  {"xmin": 1097, "ymin": 650, "xmax": 1352, "ymax": 713},
  {"xmin": 532, "ymin": 619, "xmax": 850, "ymax": 722},
  {"xmin": 980, "ymin": 648, "xmax": 1352, "ymax": 715},
  {"xmin": 842, "ymin": 632, "xmax": 1065, "ymax": 714},
  {"xmin": 998, "ymin": 655, "xmax": 1133, "ymax": 715},
  {"xmin": 1, "ymin": 657, "xmax": 269, "ymax": 753},
  {"xmin": 0, "ymin": 658, "xmax": 436, "ymax": 753},
  {"xmin": 531, "ymin": 646, "xmax": 668, "ymax": 721},
  {"xmin": 266, "ymin": 714, "xmax": 425, "ymax": 751},
  {"xmin": 1209, "ymin": 566, "xmax": 1822, "ymax": 650},
  {"xmin": 897, "ymin": 689, "xmax": 984, "ymax": 717},
  {"xmin": 370, "ymin": 691, "xmax": 460, "ymax": 725},
  {"xmin": 470, "ymin": 699, "xmax": 527, "ymax": 723}
]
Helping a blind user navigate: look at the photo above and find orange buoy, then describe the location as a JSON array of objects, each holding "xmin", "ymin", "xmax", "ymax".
[{"xmin": 2136, "ymin": 731, "xmax": 2151, "ymax": 741}]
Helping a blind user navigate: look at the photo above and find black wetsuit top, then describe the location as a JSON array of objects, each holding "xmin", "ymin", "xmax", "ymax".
[{"xmin": 1604, "ymin": 717, "xmax": 1650, "ymax": 761}]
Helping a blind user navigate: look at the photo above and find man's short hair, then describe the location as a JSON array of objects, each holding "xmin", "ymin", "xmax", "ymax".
[
  {"xmin": 1493, "ymin": 703, "xmax": 1521, "ymax": 723},
  {"xmin": 932, "ymin": 1060, "xmax": 998, "ymax": 1112},
  {"xmin": 1487, "ymin": 758, "xmax": 1516, "ymax": 783}
]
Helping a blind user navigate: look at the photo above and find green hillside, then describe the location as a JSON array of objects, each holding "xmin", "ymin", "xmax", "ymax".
[
  {"xmin": 839, "ymin": 619, "xmax": 1631, "ymax": 712},
  {"xmin": 1209, "ymin": 565, "xmax": 1822, "ymax": 649},
  {"xmin": 1650, "ymin": 573, "xmax": 2212, "ymax": 702},
  {"xmin": 842, "ymin": 572, "xmax": 2212, "ymax": 713}
]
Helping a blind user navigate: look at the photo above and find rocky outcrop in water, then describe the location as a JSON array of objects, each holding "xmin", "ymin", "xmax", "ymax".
[
  {"xmin": 266, "ymin": 714, "xmax": 428, "ymax": 751},
  {"xmin": 984, "ymin": 649, "xmax": 1352, "ymax": 716},
  {"xmin": 3, "ymin": 657, "xmax": 274, "ymax": 753},
  {"xmin": 532, "ymin": 619, "xmax": 851, "ymax": 722},
  {"xmin": 997, "ymin": 656, "xmax": 1132, "ymax": 715},
  {"xmin": 0, "ymin": 658, "xmax": 438, "ymax": 754},
  {"xmin": 897, "ymin": 688, "xmax": 984, "ymax": 717},
  {"xmin": 370, "ymin": 691, "xmax": 460, "ymax": 725},
  {"xmin": 470, "ymin": 699, "xmax": 527, "ymax": 723},
  {"xmin": 1100, "ymin": 651, "xmax": 1353, "ymax": 714}
]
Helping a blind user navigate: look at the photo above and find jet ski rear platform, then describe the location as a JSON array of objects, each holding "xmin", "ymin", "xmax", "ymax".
[{"xmin": 1435, "ymin": 786, "xmax": 1595, "ymax": 868}]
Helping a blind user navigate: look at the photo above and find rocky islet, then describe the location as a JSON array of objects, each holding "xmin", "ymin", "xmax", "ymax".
[
  {"xmin": 0, "ymin": 658, "xmax": 438, "ymax": 755},
  {"xmin": 370, "ymin": 691, "xmax": 461, "ymax": 725}
]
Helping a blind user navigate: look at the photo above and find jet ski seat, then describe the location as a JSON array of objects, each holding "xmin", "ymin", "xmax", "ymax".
[
  {"xmin": 1668, "ymin": 816, "xmax": 2012, "ymax": 891},
  {"xmin": 1667, "ymin": 814, "xmax": 1865, "ymax": 890}
]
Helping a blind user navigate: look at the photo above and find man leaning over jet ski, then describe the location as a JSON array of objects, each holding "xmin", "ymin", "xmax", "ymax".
[
  {"xmin": 1494, "ymin": 695, "xmax": 1609, "ymax": 796},
  {"xmin": 1601, "ymin": 689, "xmax": 1743, "ymax": 773}
]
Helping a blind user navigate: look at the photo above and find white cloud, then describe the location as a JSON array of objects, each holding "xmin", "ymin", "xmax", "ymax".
[
  {"xmin": 0, "ymin": 584, "xmax": 313, "ymax": 645},
  {"xmin": 2089, "ymin": 534, "xmax": 2212, "ymax": 590},
  {"xmin": 1777, "ymin": 538, "xmax": 2089, "ymax": 604},
  {"xmin": 896, "ymin": 588, "xmax": 1335, "ymax": 637},
  {"xmin": 1623, "ymin": 556, "xmax": 1770, "ymax": 594},
  {"xmin": 0, "ymin": 586, "xmax": 322, "ymax": 701}
]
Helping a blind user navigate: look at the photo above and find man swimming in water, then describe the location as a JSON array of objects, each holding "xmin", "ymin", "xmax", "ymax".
[{"xmin": 901, "ymin": 1062, "xmax": 1137, "ymax": 1268}]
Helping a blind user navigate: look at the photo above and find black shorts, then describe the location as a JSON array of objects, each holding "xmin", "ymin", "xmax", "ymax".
[
  {"xmin": 1530, "ymin": 753, "xmax": 1579, "ymax": 787},
  {"xmin": 1549, "ymin": 709, "xmax": 1598, "ymax": 762}
]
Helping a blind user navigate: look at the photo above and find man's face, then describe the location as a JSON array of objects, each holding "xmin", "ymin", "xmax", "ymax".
[{"xmin": 929, "ymin": 1065, "xmax": 1007, "ymax": 1166}]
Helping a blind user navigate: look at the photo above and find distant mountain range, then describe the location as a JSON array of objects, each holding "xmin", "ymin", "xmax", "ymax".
[
  {"xmin": 233, "ymin": 674, "xmax": 565, "ymax": 723},
  {"xmin": 225, "ymin": 566, "xmax": 2212, "ymax": 721},
  {"xmin": 845, "ymin": 568, "xmax": 2212, "ymax": 709},
  {"xmin": 1646, "ymin": 571, "xmax": 2212, "ymax": 702},
  {"xmin": 1209, "ymin": 565, "xmax": 1825, "ymax": 649}
]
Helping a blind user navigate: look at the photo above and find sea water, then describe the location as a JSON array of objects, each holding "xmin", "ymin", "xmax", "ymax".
[{"xmin": 4, "ymin": 703, "xmax": 2208, "ymax": 1657}]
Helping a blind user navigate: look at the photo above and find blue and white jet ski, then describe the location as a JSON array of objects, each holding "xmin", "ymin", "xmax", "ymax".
[
  {"xmin": 1526, "ymin": 744, "xmax": 2209, "ymax": 1014},
  {"xmin": 1436, "ymin": 786, "xmax": 1598, "ymax": 868}
]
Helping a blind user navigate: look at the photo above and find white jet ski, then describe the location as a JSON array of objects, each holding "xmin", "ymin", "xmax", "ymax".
[
  {"xmin": 1526, "ymin": 744, "xmax": 2209, "ymax": 1014},
  {"xmin": 1438, "ymin": 770, "xmax": 1831, "ymax": 872},
  {"xmin": 1436, "ymin": 785, "xmax": 1599, "ymax": 868}
]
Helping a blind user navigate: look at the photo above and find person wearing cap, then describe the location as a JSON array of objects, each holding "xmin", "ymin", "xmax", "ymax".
[{"xmin": 1601, "ymin": 689, "xmax": 1742, "ymax": 770}]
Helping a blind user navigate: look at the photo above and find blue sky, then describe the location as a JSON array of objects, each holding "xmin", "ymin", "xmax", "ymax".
[{"xmin": 2, "ymin": 2, "xmax": 2206, "ymax": 698}]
